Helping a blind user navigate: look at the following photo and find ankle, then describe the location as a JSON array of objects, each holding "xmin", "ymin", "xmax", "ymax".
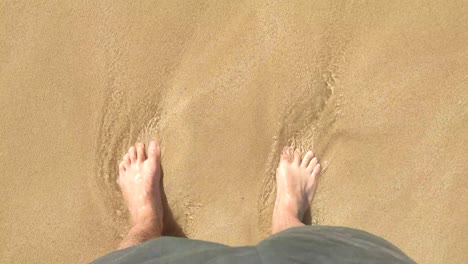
[
  {"xmin": 118, "ymin": 222, "xmax": 162, "ymax": 250},
  {"xmin": 274, "ymin": 196, "xmax": 304, "ymax": 219},
  {"xmin": 272, "ymin": 197, "xmax": 306, "ymax": 234},
  {"xmin": 272, "ymin": 213, "xmax": 304, "ymax": 234},
  {"xmin": 131, "ymin": 221, "xmax": 162, "ymax": 237}
]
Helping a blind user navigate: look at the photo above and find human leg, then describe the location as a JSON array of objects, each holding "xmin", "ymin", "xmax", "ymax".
[
  {"xmin": 117, "ymin": 141, "xmax": 163, "ymax": 249},
  {"xmin": 272, "ymin": 147, "xmax": 321, "ymax": 234}
]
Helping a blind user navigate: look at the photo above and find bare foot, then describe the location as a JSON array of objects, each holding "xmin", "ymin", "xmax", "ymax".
[
  {"xmin": 118, "ymin": 141, "xmax": 163, "ymax": 237},
  {"xmin": 272, "ymin": 147, "xmax": 321, "ymax": 234}
]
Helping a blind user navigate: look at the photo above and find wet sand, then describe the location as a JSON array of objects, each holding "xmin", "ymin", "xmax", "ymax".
[{"xmin": 1, "ymin": 1, "xmax": 467, "ymax": 263}]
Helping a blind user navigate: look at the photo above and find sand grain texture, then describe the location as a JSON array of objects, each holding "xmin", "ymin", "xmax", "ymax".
[{"xmin": 1, "ymin": 1, "xmax": 467, "ymax": 263}]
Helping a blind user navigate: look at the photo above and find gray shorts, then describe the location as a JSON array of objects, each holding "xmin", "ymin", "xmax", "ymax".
[{"xmin": 92, "ymin": 225, "xmax": 415, "ymax": 263}]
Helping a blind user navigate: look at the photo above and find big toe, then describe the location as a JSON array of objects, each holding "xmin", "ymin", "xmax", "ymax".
[
  {"xmin": 148, "ymin": 140, "xmax": 161, "ymax": 162},
  {"xmin": 280, "ymin": 146, "xmax": 292, "ymax": 162}
]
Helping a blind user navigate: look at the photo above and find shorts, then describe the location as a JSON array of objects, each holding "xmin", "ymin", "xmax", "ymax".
[{"xmin": 92, "ymin": 225, "xmax": 415, "ymax": 263}]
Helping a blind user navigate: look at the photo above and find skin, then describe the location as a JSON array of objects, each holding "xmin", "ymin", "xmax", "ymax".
[
  {"xmin": 117, "ymin": 141, "xmax": 320, "ymax": 249},
  {"xmin": 117, "ymin": 141, "xmax": 163, "ymax": 249},
  {"xmin": 272, "ymin": 147, "xmax": 321, "ymax": 234}
]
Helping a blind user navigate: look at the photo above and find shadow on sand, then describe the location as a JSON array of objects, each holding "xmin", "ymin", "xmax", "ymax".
[{"xmin": 160, "ymin": 166, "xmax": 186, "ymax": 238}]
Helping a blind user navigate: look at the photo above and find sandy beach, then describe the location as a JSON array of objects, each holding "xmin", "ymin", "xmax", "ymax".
[{"xmin": 1, "ymin": 1, "xmax": 467, "ymax": 263}]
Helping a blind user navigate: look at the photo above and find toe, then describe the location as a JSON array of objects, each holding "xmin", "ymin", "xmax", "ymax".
[
  {"xmin": 148, "ymin": 140, "xmax": 161, "ymax": 162},
  {"xmin": 301, "ymin": 151, "xmax": 314, "ymax": 167},
  {"xmin": 123, "ymin": 153, "xmax": 131, "ymax": 168},
  {"xmin": 293, "ymin": 148, "xmax": 301, "ymax": 164},
  {"xmin": 311, "ymin": 163, "xmax": 321, "ymax": 177},
  {"xmin": 281, "ymin": 146, "xmax": 292, "ymax": 162},
  {"xmin": 307, "ymin": 157, "xmax": 318, "ymax": 171},
  {"xmin": 119, "ymin": 161, "xmax": 126, "ymax": 175},
  {"xmin": 128, "ymin": 146, "xmax": 137, "ymax": 163},
  {"xmin": 136, "ymin": 143, "xmax": 146, "ymax": 162}
]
